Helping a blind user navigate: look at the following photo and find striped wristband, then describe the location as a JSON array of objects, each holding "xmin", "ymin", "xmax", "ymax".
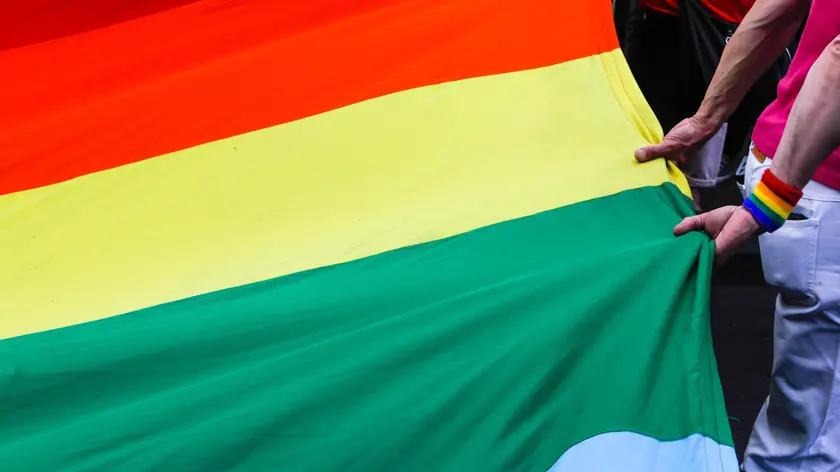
[{"xmin": 743, "ymin": 169, "xmax": 803, "ymax": 232}]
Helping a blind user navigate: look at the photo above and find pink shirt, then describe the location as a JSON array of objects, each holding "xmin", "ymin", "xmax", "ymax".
[{"xmin": 752, "ymin": 0, "xmax": 840, "ymax": 190}]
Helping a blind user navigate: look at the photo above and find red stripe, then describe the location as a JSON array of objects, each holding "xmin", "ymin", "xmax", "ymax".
[
  {"xmin": 640, "ymin": 0, "xmax": 752, "ymax": 23},
  {"xmin": 639, "ymin": 0, "xmax": 679, "ymax": 15},
  {"xmin": 762, "ymin": 169, "xmax": 803, "ymax": 205},
  {"xmin": 0, "ymin": 0, "xmax": 201, "ymax": 51},
  {"xmin": 702, "ymin": 0, "xmax": 753, "ymax": 24},
  {"xmin": 0, "ymin": 0, "xmax": 615, "ymax": 196}
]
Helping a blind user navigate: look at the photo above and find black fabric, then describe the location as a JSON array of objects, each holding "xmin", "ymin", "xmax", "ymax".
[
  {"xmin": 624, "ymin": 10, "xmax": 702, "ymax": 134},
  {"xmin": 619, "ymin": 1, "xmax": 797, "ymax": 157},
  {"xmin": 679, "ymin": 0, "xmax": 735, "ymax": 84},
  {"xmin": 678, "ymin": 0, "xmax": 795, "ymax": 155},
  {"xmin": 614, "ymin": 0, "xmax": 639, "ymax": 50}
]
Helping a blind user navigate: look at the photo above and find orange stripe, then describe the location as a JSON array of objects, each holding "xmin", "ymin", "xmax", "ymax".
[
  {"xmin": 0, "ymin": 0, "xmax": 615, "ymax": 196},
  {"xmin": 754, "ymin": 182, "xmax": 794, "ymax": 213}
]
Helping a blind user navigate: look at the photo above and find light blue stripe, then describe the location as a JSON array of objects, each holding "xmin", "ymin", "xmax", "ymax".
[{"xmin": 547, "ymin": 432, "xmax": 739, "ymax": 472}]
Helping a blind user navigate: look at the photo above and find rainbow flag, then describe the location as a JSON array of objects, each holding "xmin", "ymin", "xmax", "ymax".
[{"xmin": 0, "ymin": 1, "xmax": 738, "ymax": 470}]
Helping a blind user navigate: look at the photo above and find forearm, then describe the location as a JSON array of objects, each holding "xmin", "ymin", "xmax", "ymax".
[
  {"xmin": 771, "ymin": 37, "xmax": 840, "ymax": 189},
  {"xmin": 696, "ymin": 0, "xmax": 809, "ymax": 127}
]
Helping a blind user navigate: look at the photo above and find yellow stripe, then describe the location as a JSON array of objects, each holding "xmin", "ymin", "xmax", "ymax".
[
  {"xmin": 0, "ymin": 50, "xmax": 683, "ymax": 339},
  {"xmin": 754, "ymin": 182, "xmax": 793, "ymax": 215},
  {"xmin": 595, "ymin": 44, "xmax": 690, "ymax": 193}
]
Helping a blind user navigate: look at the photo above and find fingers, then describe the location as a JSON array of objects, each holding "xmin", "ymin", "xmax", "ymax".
[
  {"xmin": 635, "ymin": 144, "xmax": 669, "ymax": 163},
  {"xmin": 673, "ymin": 214, "xmax": 706, "ymax": 236},
  {"xmin": 713, "ymin": 207, "xmax": 761, "ymax": 264},
  {"xmin": 635, "ymin": 140, "xmax": 681, "ymax": 163},
  {"xmin": 713, "ymin": 230, "xmax": 742, "ymax": 265},
  {"xmin": 714, "ymin": 241, "xmax": 735, "ymax": 265}
]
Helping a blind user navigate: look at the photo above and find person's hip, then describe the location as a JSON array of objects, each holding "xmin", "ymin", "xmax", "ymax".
[{"xmin": 742, "ymin": 143, "xmax": 840, "ymax": 308}]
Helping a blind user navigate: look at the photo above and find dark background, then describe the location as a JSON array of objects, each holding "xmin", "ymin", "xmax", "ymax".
[{"xmin": 712, "ymin": 247, "xmax": 775, "ymax": 460}]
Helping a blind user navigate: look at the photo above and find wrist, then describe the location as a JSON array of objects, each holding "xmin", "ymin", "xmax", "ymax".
[
  {"xmin": 743, "ymin": 168, "xmax": 804, "ymax": 233},
  {"xmin": 737, "ymin": 205, "xmax": 765, "ymax": 236},
  {"xmin": 695, "ymin": 100, "xmax": 728, "ymax": 132},
  {"xmin": 690, "ymin": 110, "xmax": 724, "ymax": 139},
  {"xmin": 768, "ymin": 161, "xmax": 807, "ymax": 191}
]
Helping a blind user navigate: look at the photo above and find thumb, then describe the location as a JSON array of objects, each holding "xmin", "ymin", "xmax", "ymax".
[
  {"xmin": 635, "ymin": 140, "xmax": 679, "ymax": 162},
  {"xmin": 673, "ymin": 214, "xmax": 706, "ymax": 237}
]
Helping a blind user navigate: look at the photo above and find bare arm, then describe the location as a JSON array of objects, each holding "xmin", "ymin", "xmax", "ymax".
[
  {"xmin": 636, "ymin": 0, "xmax": 810, "ymax": 161},
  {"xmin": 697, "ymin": 0, "xmax": 811, "ymax": 128},
  {"xmin": 771, "ymin": 36, "xmax": 840, "ymax": 189},
  {"xmin": 673, "ymin": 35, "xmax": 840, "ymax": 263}
]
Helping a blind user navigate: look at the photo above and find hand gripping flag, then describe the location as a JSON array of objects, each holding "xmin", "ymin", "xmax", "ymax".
[{"xmin": 0, "ymin": 1, "xmax": 736, "ymax": 470}]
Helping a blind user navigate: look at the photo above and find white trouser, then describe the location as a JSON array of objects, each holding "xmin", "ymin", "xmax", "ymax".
[
  {"xmin": 684, "ymin": 123, "xmax": 729, "ymax": 188},
  {"xmin": 742, "ymin": 145, "xmax": 840, "ymax": 471}
]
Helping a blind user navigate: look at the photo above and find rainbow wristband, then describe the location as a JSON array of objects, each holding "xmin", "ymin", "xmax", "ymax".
[{"xmin": 743, "ymin": 169, "xmax": 803, "ymax": 232}]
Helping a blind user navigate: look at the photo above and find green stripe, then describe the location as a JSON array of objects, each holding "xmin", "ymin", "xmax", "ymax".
[
  {"xmin": 0, "ymin": 183, "xmax": 728, "ymax": 471},
  {"xmin": 749, "ymin": 193, "xmax": 786, "ymax": 227}
]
